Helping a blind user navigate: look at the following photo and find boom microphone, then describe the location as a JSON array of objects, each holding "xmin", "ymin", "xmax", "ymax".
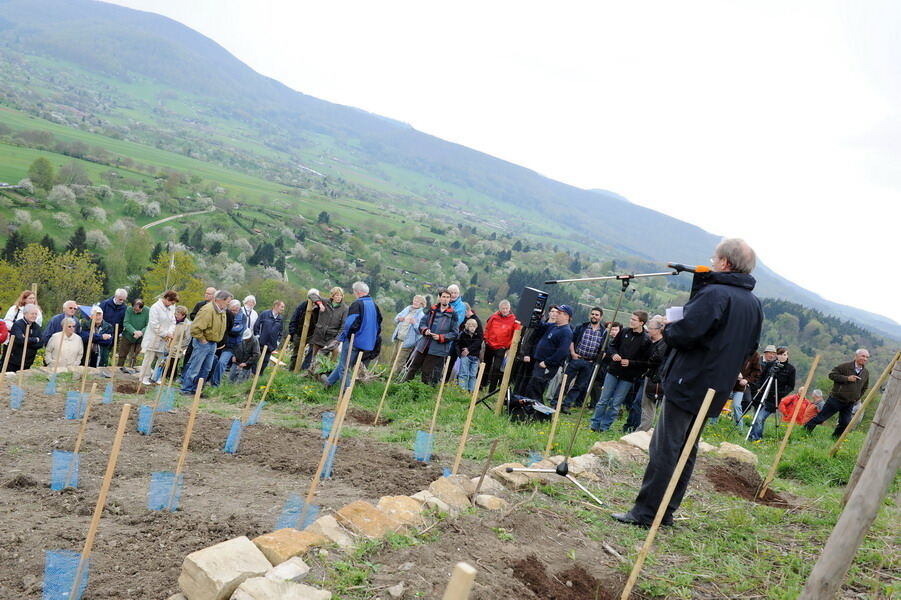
[{"xmin": 667, "ymin": 263, "xmax": 711, "ymax": 274}]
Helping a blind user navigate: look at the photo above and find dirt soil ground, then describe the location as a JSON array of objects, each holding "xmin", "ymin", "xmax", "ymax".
[{"xmin": 0, "ymin": 381, "xmax": 445, "ymax": 599}]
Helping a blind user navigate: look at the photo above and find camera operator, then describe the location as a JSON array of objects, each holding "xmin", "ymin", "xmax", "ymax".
[
  {"xmin": 522, "ymin": 305, "xmax": 573, "ymax": 401},
  {"xmin": 748, "ymin": 346, "xmax": 795, "ymax": 441}
]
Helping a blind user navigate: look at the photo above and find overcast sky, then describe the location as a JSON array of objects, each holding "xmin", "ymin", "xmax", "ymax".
[{"xmin": 107, "ymin": 0, "xmax": 900, "ymax": 324}]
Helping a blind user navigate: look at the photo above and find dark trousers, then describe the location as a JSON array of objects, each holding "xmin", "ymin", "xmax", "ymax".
[
  {"xmin": 563, "ymin": 358, "xmax": 599, "ymax": 409},
  {"xmin": 407, "ymin": 351, "xmax": 445, "ymax": 384},
  {"xmin": 523, "ymin": 363, "xmax": 554, "ymax": 400},
  {"xmin": 805, "ymin": 396, "xmax": 854, "ymax": 438},
  {"xmin": 623, "ymin": 378, "xmax": 647, "ymax": 432},
  {"xmin": 630, "ymin": 400, "xmax": 707, "ymax": 524},
  {"xmin": 482, "ymin": 346, "xmax": 508, "ymax": 390}
]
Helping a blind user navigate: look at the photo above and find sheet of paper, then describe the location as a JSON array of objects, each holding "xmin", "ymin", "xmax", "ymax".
[{"xmin": 666, "ymin": 306, "xmax": 684, "ymax": 323}]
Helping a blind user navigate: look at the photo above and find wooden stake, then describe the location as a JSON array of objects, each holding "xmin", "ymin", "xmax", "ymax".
[
  {"xmin": 72, "ymin": 383, "xmax": 99, "ymax": 455},
  {"xmin": 109, "ymin": 324, "xmax": 119, "ymax": 370},
  {"xmin": 167, "ymin": 379, "xmax": 204, "ymax": 510},
  {"xmin": 441, "ymin": 561, "xmax": 477, "ymax": 600},
  {"xmin": 258, "ymin": 335, "xmax": 291, "ymax": 405},
  {"xmin": 373, "ymin": 342, "xmax": 403, "ymax": 425},
  {"xmin": 619, "ymin": 388, "xmax": 716, "ymax": 600},
  {"xmin": 843, "ymin": 357, "xmax": 900, "ymax": 505},
  {"xmin": 337, "ymin": 334, "xmax": 355, "ymax": 391},
  {"xmin": 292, "ymin": 299, "xmax": 314, "ymax": 373},
  {"xmin": 829, "ymin": 349, "xmax": 901, "ymax": 457},
  {"xmin": 428, "ymin": 356, "xmax": 452, "ymax": 436},
  {"xmin": 240, "ymin": 345, "xmax": 268, "ymax": 423},
  {"xmin": 79, "ymin": 316, "xmax": 97, "ymax": 398},
  {"xmin": 0, "ymin": 326, "xmax": 15, "ymax": 388},
  {"xmin": 473, "ymin": 439, "xmax": 500, "ymax": 497},
  {"xmin": 452, "ymin": 362, "xmax": 486, "ymax": 475},
  {"xmin": 50, "ymin": 323, "xmax": 67, "ymax": 379},
  {"xmin": 798, "ymin": 402, "xmax": 901, "ymax": 599},
  {"xmin": 545, "ymin": 374, "xmax": 569, "ymax": 457},
  {"xmin": 300, "ymin": 353, "xmax": 363, "ymax": 525},
  {"xmin": 30, "ymin": 282, "xmax": 37, "ymax": 294},
  {"xmin": 151, "ymin": 328, "xmax": 183, "ymax": 413},
  {"xmin": 758, "ymin": 355, "xmax": 821, "ymax": 499},
  {"xmin": 161, "ymin": 323, "xmax": 187, "ymax": 400},
  {"xmin": 69, "ymin": 403, "xmax": 131, "ymax": 600},
  {"xmin": 17, "ymin": 323, "xmax": 31, "ymax": 388},
  {"xmin": 494, "ymin": 328, "xmax": 521, "ymax": 415}
]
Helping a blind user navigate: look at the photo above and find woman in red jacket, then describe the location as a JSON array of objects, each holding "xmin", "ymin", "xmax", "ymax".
[
  {"xmin": 481, "ymin": 300, "xmax": 519, "ymax": 391},
  {"xmin": 778, "ymin": 389, "xmax": 822, "ymax": 424}
]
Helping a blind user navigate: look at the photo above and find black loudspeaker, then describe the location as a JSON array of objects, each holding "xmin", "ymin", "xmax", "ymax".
[{"xmin": 516, "ymin": 287, "xmax": 549, "ymax": 329}]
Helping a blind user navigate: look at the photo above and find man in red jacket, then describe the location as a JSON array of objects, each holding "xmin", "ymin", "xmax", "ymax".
[{"xmin": 481, "ymin": 299, "xmax": 519, "ymax": 390}]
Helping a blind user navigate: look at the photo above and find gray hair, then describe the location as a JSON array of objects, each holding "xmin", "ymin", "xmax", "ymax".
[
  {"xmin": 855, "ymin": 348, "xmax": 870, "ymax": 357},
  {"xmin": 214, "ymin": 290, "xmax": 233, "ymax": 301},
  {"xmin": 114, "ymin": 288, "xmax": 128, "ymax": 298},
  {"xmin": 22, "ymin": 303, "xmax": 39, "ymax": 317},
  {"xmin": 61, "ymin": 317, "xmax": 77, "ymax": 327},
  {"xmin": 447, "ymin": 284, "xmax": 460, "ymax": 294},
  {"xmin": 352, "ymin": 281, "xmax": 369, "ymax": 295},
  {"xmin": 812, "ymin": 389, "xmax": 824, "ymax": 398},
  {"xmin": 308, "ymin": 288, "xmax": 320, "ymax": 298},
  {"xmin": 498, "ymin": 299, "xmax": 511, "ymax": 309},
  {"xmin": 715, "ymin": 238, "xmax": 756, "ymax": 273},
  {"xmin": 243, "ymin": 295, "xmax": 256, "ymax": 304},
  {"xmin": 228, "ymin": 299, "xmax": 241, "ymax": 309},
  {"xmin": 647, "ymin": 315, "xmax": 666, "ymax": 330}
]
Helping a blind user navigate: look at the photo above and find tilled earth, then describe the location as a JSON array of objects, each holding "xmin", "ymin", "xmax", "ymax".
[{"xmin": 0, "ymin": 380, "xmax": 444, "ymax": 599}]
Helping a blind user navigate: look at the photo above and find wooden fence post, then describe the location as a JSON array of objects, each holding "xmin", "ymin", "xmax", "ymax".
[{"xmin": 493, "ymin": 328, "xmax": 521, "ymax": 415}]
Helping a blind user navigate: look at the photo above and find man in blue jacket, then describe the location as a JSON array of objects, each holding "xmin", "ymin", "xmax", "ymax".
[
  {"xmin": 98, "ymin": 288, "xmax": 128, "ymax": 335},
  {"xmin": 253, "ymin": 300, "xmax": 285, "ymax": 374},
  {"xmin": 522, "ymin": 304, "xmax": 574, "ymax": 401},
  {"xmin": 613, "ymin": 238, "xmax": 763, "ymax": 528},
  {"xmin": 322, "ymin": 281, "xmax": 382, "ymax": 390}
]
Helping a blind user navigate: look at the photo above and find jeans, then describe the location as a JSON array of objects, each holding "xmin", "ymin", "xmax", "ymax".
[
  {"xmin": 590, "ymin": 373, "xmax": 634, "ymax": 431},
  {"xmin": 623, "ymin": 378, "xmax": 646, "ymax": 432},
  {"xmin": 748, "ymin": 406, "xmax": 775, "ymax": 441},
  {"xmin": 181, "ymin": 339, "xmax": 218, "ymax": 394},
  {"xmin": 210, "ymin": 349, "xmax": 235, "ymax": 387},
  {"xmin": 563, "ymin": 358, "xmax": 596, "ymax": 409},
  {"xmin": 731, "ymin": 391, "xmax": 746, "ymax": 430},
  {"xmin": 326, "ymin": 344, "xmax": 364, "ymax": 390},
  {"xmin": 456, "ymin": 356, "xmax": 480, "ymax": 391}
]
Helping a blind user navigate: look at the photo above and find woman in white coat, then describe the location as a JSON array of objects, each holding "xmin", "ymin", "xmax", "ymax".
[
  {"xmin": 44, "ymin": 317, "xmax": 84, "ymax": 368},
  {"xmin": 139, "ymin": 290, "xmax": 179, "ymax": 385}
]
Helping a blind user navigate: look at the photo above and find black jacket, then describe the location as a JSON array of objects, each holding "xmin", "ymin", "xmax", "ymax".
[
  {"xmin": 254, "ymin": 310, "xmax": 283, "ymax": 352},
  {"xmin": 759, "ymin": 360, "xmax": 796, "ymax": 411},
  {"xmin": 644, "ymin": 337, "xmax": 669, "ymax": 401},
  {"xmin": 661, "ymin": 271, "xmax": 763, "ymax": 417},
  {"xmin": 289, "ymin": 300, "xmax": 321, "ymax": 338},
  {"xmin": 457, "ymin": 328, "xmax": 483, "ymax": 356},
  {"xmin": 608, "ymin": 328, "xmax": 652, "ymax": 382},
  {"xmin": 190, "ymin": 300, "xmax": 208, "ymax": 321},
  {"xmin": 7, "ymin": 319, "xmax": 43, "ymax": 372}
]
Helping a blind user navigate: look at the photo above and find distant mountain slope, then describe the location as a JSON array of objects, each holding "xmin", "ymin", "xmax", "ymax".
[{"xmin": 1, "ymin": 0, "xmax": 897, "ymax": 339}]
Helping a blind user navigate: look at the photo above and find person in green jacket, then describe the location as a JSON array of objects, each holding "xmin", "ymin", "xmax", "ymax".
[{"xmin": 118, "ymin": 298, "xmax": 148, "ymax": 367}]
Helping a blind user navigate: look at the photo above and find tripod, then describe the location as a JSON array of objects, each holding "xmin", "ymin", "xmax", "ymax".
[
  {"xmin": 505, "ymin": 268, "xmax": 679, "ymax": 506},
  {"xmin": 743, "ymin": 369, "xmax": 779, "ymax": 440}
]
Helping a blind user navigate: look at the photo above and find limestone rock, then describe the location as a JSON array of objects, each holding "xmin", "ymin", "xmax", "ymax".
[
  {"xmin": 252, "ymin": 529, "xmax": 327, "ymax": 566},
  {"xmin": 424, "ymin": 496, "xmax": 451, "ymax": 513},
  {"xmin": 231, "ymin": 576, "xmax": 331, "ymax": 600},
  {"xmin": 469, "ymin": 475, "xmax": 504, "ymax": 495},
  {"xmin": 305, "ymin": 515, "xmax": 354, "ymax": 549},
  {"xmin": 336, "ymin": 500, "xmax": 404, "ymax": 538},
  {"xmin": 410, "ymin": 490, "xmax": 434, "ymax": 504},
  {"xmin": 521, "ymin": 459, "xmax": 558, "ymax": 483},
  {"xmin": 443, "ymin": 474, "xmax": 475, "ymax": 494},
  {"xmin": 387, "ymin": 582, "xmax": 405, "ymax": 598},
  {"xmin": 377, "ymin": 496, "xmax": 425, "ymax": 527},
  {"xmin": 589, "ymin": 441, "xmax": 647, "ymax": 462},
  {"xmin": 717, "ymin": 442, "xmax": 759, "ymax": 465},
  {"xmin": 474, "ymin": 494, "xmax": 509, "ymax": 511},
  {"xmin": 178, "ymin": 536, "xmax": 271, "ymax": 600},
  {"xmin": 568, "ymin": 454, "xmax": 603, "ymax": 475},
  {"xmin": 491, "ymin": 463, "xmax": 533, "ymax": 490},
  {"xmin": 167, "ymin": 595, "xmax": 188, "ymax": 600},
  {"xmin": 428, "ymin": 477, "xmax": 471, "ymax": 510},
  {"xmin": 265, "ymin": 557, "xmax": 310, "ymax": 582},
  {"xmin": 698, "ymin": 441, "xmax": 716, "ymax": 454},
  {"xmin": 620, "ymin": 430, "xmax": 653, "ymax": 452}
]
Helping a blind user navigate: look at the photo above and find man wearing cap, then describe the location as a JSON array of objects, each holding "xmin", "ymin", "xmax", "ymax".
[
  {"xmin": 522, "ymin": 304, "xmax": 574, "ymax": 400},
  {"xmin": 805, "ymin": 349, "xmax": 870, "ymax": 438}
]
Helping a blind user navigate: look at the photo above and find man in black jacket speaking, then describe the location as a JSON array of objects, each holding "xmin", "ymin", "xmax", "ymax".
[{"xmin": 613, "ymin": 238, "xmax": 763, "ymax": 527}]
